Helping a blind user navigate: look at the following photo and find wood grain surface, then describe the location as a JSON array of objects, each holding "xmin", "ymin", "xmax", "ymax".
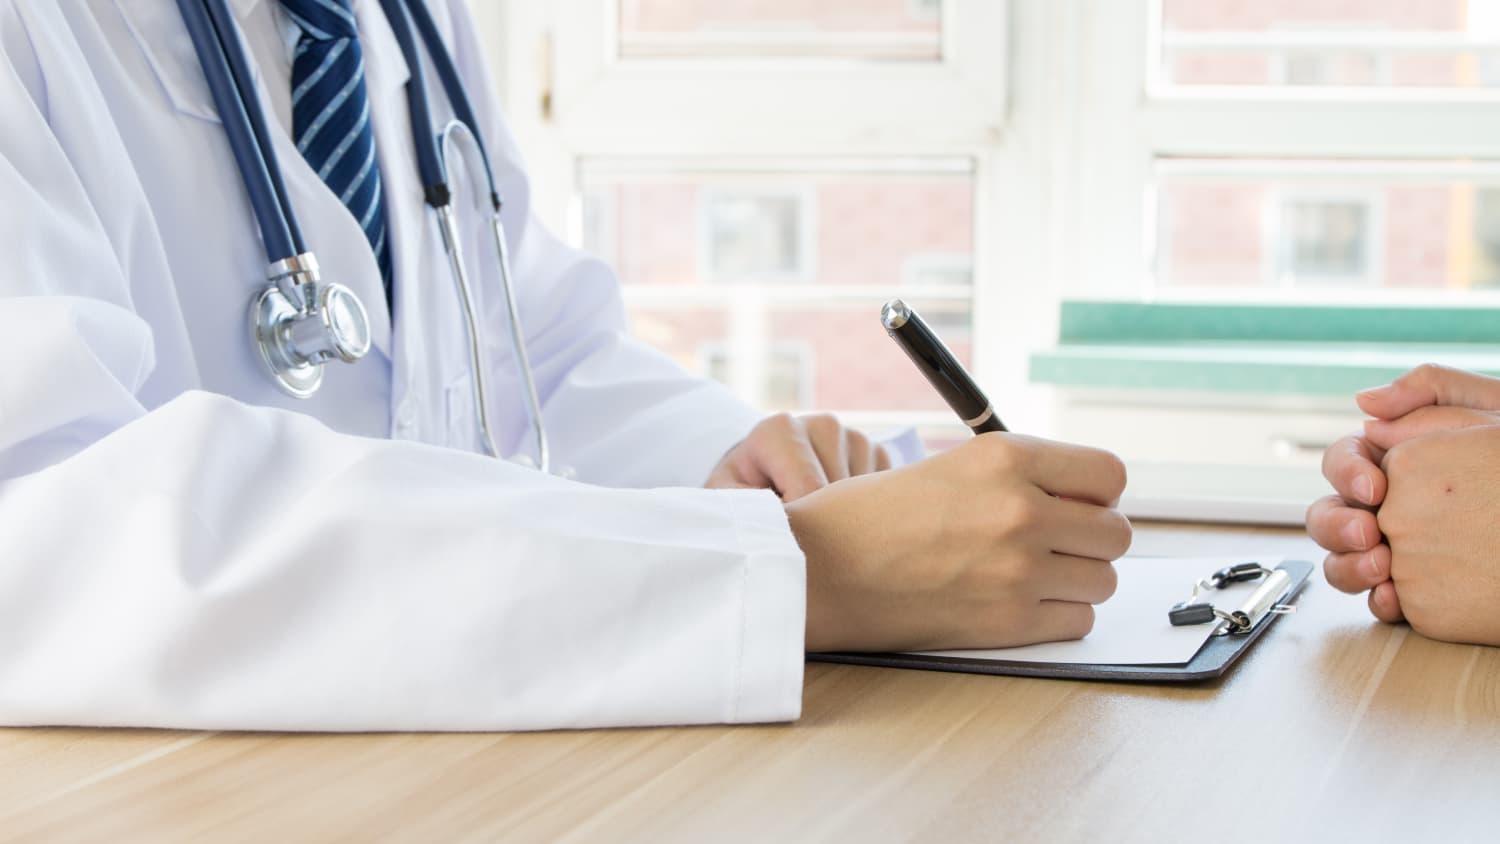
[{"xmin": 3, "ymin": 524, "xmax": 1497, "ymax": 843}]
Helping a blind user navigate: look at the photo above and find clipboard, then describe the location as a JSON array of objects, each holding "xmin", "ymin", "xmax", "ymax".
[{"xmin": 810, "ymin": 560, "xmax": 1313, "ymax": 683}]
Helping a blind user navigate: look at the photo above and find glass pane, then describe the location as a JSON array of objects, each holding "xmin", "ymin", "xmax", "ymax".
[
  {"xmin": 623, "ymin": 298, "xmax": 972, "ymax": 415},
  {"xmin": 1154, "ymin": 160, "xmax": 1500, "ymax": 292},
  {"xmin": 626, "ymin": 305, "xmax": 730, "ymax": 374},
  {"xmin": 768, "ymin": 300, "xmax": 973, "ymax": 413},
  {"xmin": 580, "ymin": 163, "xmax": 975, "ymax": 289},
  {"xmin": 618, "ymin": 0, "xmax": 943, "ymax": 61},
  {"xmin": 704, "ymin": 192, "xmax": 809, "ymax": 281},
  {"xmin": 1159, "ymin": 0, "xmax": 1500, "ymax": 89},
  {"xmin": 583, "ymin": 160, "xmax": 975, "ymax": 438}
]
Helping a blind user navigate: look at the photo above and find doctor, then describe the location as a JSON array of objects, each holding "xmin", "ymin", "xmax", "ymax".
[{"xmin": 0, "ymin": 0, "xmax": 1130, "ymax": 732}]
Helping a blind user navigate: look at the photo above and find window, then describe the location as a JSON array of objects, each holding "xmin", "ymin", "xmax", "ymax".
[
  {"xmin": 577, "ymin": 159, "xmax": 978, "ymax": 432},
  {"xmin": 478, "ymin": 1, "xmax": 1500, "ymax": 519},
  {"xmin": 1154, "ymin": 160, "xmax": 1500, "ymax": 292},
  {"xmin": 1158, "ymin": 0, "xmax": 1500, "ymax": 90},
  {"xmin": 485, "ymin": 1, "xmax": 1004, "ymax": 448}
]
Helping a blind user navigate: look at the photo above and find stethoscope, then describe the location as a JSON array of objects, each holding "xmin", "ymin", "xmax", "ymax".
[{"xmin": 175, "ymin": 0, "xmax": 550, "ymax": 472}]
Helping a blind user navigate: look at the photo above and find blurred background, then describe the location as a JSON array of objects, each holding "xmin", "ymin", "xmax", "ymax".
[{"xmin": 469, "ymin": 0, "xmax": 1500, "ymax": 520}]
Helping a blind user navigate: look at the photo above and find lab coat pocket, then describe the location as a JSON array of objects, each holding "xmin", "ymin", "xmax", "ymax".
[
  {"xmin": 444, "ymin": 372, "xmax": 480, "ymax": 453},
  {"xmin": 113, "ymin": 0, "xmax": 223, "ymax": 123}
]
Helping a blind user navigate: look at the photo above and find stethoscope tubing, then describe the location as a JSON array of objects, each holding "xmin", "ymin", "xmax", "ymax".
[
  {"xmin": 201, "ymin": 0, "xmax": 307, "ymax": 256},
  {"xmin": 404, "ymin": 0, "xmax": 501, "ymax": 209},
  {"xmin": 179, "ymin": 0, "xmax": 551, "ymax": 470},
  {"xmin": 374, "ymin": 0, "xmax": 448, "ymax": 206},
  {"xmin": 177, "ymin": 0, "xmax": 306, "ymax": 263},
  {"xmin": 380, "ymin": 0, "xmax": 551, "ymax": 470}
]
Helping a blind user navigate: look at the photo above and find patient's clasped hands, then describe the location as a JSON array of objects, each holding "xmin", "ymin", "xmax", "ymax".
[
  {"xmin": 712, "ymin": 364, "xmax": 1500, "ymax": 654},
  {"xmin": 1309, "ymin": 364, "xmax": 1500, "ymax": 646}
]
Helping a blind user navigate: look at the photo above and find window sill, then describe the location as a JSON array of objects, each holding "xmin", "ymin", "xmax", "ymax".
[{"xmin": 1029, "ymin": 341, "xmax": 1500, "ymax": 395}]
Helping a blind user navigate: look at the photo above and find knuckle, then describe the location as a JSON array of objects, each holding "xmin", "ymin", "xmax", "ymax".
[
  {"xmin": 1320, "ymin": 553, "xmax": 1342, "ymax": 589},
  {"xmin": 1409, "ymin": 362, "xmax": 1449, "ymax": 384},
  {"xmin": 996, "ymin": 493, "xmax": 1046, "ymax": 536},
  {"xmin": 1381, "ymin": 441, "xmax": 1413, "ymax": 478},
  {"xmin": 1322, "ymin": 552, "xmax": 1359, "ymax": 592},
  {"xmin": 845, "ymin": 428, "xmax": 870, "ymax": 450},
  {"xmin": 1070, "ymin": 605, "xmax": 1097, "ymax": 638},
  {"xmin": 803, "ymin": 413, "xmax": 840, "ymax": 436},
  {"xmin": 1096, "ymin": 450, "xmax": 1128, "ymax": 498},
  {"xmin": 1095, "ymin": 563, "xmax": 1119, "ymax": 603},
  {"xmin": 1305, "ymin": 496, "xmax": 1348, "ymax": 547},
  {"xmin": 1375, "ymin": 507, "xmax": 1404, "ymax": 543},
  {"xmin": 1305, "ymin": 496, "xmax": 1331, "ymax": 536},
  {"xmin": 754, "ymin": 413, "xmax": 798, "ymax": 443},
  {"xmin": 981, "ymin": 435, "xmax": 1030, "ymax": 475},
  {"xmin": 1322, "ymin": 436, "xmax": 1359, "ymax": 484},
  {"xmin": 994, "ymin": 556, "xmax": 1036, "ymax": 591},
  {"xmin": 1105, "ymin": 512, "xmax": 1133, "ymax": 559}
]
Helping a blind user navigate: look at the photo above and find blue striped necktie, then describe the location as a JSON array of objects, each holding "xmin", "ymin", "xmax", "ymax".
[{"xmin": 280, "ymin": 0, "xmax": 393, "ymax": 301}]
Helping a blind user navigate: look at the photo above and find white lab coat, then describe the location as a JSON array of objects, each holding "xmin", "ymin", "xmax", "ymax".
[{"xmin": 0, "ymin": 0, "xmax": 807, "ymax": 731}]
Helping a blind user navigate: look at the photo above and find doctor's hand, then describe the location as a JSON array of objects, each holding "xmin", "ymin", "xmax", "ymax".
[
  {"xmin": 1310, "ymin": 365, "xmax": 1500, "ymax": 626},
  {"xmin": 786, "ymin": 433, "xmax": 1131, "ymax": 653},
  {"xmin": 706, "ymin": 413, "xmax": 892, "ymax": 502}
]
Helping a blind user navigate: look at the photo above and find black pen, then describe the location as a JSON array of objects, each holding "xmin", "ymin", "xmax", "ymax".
[{"xmin": 880, "ymin": 299, "xmax": 1007, "ymax": 435}]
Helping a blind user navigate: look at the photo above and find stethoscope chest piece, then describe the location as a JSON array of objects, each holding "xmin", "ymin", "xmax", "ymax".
[{"xmin": 251, "ymin": 252, "xmax": 372, "ymax": 399}]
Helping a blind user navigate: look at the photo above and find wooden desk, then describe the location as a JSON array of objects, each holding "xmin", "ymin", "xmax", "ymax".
[{"xmin": 3, "ymin": 524, "xmax": 1498, "ymax": 842}]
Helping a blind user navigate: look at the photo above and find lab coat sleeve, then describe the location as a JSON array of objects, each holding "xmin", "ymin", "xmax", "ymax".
[
  {"xmin": 440, "ymin": 2, "xmax": 766, "ymax": 489},
  {"xmin": 0, "ymin": 5, "xmax": 804, "ymax": 732}
]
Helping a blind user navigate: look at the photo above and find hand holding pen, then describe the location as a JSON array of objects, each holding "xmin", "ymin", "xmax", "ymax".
[{"xmin": 780, "ymin": 300, "xmax": 1132, "ymax": 653}]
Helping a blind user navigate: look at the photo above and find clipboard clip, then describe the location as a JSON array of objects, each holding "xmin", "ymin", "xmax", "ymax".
[{"xmin": 1168, "ymin": 563, "xmax": 1297, "ymax": 636}]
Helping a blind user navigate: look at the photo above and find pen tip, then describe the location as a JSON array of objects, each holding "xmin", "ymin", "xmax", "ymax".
[{"xmin": 881, "ymin": 299, "xmax": 911, "ymax": 330}]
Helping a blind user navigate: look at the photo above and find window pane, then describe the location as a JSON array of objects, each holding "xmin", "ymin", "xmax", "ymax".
[
  {"xmin": 625, "ymin": 299, "xmax": 972, "ymax": 415},
  {"xmin": 618, "ymin": 0, "xmax": 943, "ymax": 61},
  {"xmin": 582, "ymin": 159, "xmax": 974, "ymax": 439},
  {"xmin": 1159, "ymin": 0, "xmax": 1500, "ymax": 89},
  {"xmin": 580, "ymin": 162, "xmax": 975, "ymax": 290},
  {"xmin": 1154, "ymin": 160, "xmax": 1500, "ymax": 292},
  {"xmin": 769, "ymin": 300, "xmax": 973, "ymax": 413},
  {"xmin": 703, "ymin": 191, "xmax": 810, "ymax": 282}
]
